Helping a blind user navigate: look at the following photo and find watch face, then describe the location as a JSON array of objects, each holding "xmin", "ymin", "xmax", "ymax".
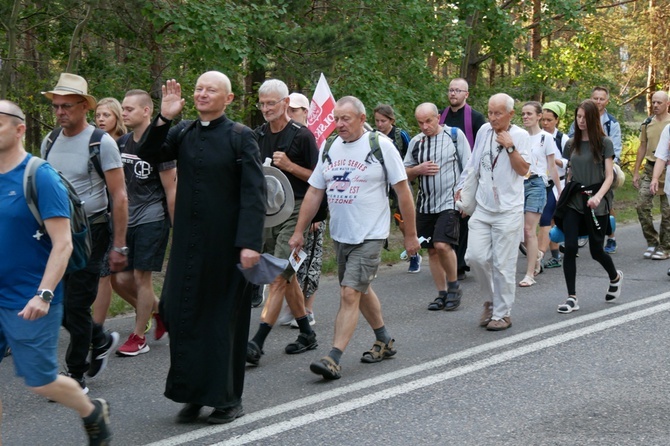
[
  {"xmin": 38, "ymin": 290, "xmax": 54, "ymax": 303},
  {"xmin": 507, "ymin": 146, "xmax": 514, "ymax": 153}
]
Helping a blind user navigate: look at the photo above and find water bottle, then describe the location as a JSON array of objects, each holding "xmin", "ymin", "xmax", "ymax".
[{"xmin": 400, "ymin": 236, "xmax": 430, "ymax": 260}]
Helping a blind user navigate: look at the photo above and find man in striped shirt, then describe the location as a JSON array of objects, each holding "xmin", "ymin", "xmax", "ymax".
[{"xmin": 405, "ymin": 103, "xmax": 470, "ymax": 312}]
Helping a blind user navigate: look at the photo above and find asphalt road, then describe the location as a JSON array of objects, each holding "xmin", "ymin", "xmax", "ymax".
[{"xmin": 2, "ymin": 221, "xmax": 670, "ymax": 446}]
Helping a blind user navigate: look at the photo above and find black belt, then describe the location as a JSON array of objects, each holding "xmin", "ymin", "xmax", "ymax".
[
  {"xmin": 559, "ymin": 175, "xmax": 566, "ymax": 180},
  {"xmin": 526, "ymin": 174, "xmax": 539, "ymax": 180},
  {"xmin": 88, "ymin": 211, "xmax": 109, "ymax": 225}
]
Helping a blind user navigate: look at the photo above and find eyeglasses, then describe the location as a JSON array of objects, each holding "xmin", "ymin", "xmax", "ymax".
[
  {"xmin": 51, "ymin": 100, "xmax": 85, "ymax": 111},
  {"xmin": 255, "ymin": 98, "xmax": 286, "ymax": 110},
  {"xmin": 448, "ymin": 89, "xmax": 468, "ymax": 94}
]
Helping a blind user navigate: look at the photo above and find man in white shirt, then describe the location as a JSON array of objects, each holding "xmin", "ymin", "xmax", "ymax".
[{"xmin": 457, "ymin": 93, "xmax": 530, "ymax": 331}]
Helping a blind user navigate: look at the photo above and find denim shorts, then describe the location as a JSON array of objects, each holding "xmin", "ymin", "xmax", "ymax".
[
  {"xmin": 334, "ymin": 239, "xmax": 384, "ymax": 293},
  {"xmin": 524, "ymin": 176, "xmax": 547, "ymax": 214},
  {"xmin": 0, "ymin": 303, "xmax": 63, "ymax": 387}
]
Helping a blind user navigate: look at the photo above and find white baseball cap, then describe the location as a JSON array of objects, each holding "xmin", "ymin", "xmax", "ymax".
[{"xmin": 288, "ymin": 93, "xmax": 309, "ymax": 110}]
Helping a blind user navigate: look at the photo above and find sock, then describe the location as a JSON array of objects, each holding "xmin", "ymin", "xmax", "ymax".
[
  {"xmin": 251, "ymin": 323, "xmax": 272, "ymax": 350},
  {"xmin": 373, "ymin": 325, "xmax": 391, "ymax": 344},
  {"xmin": 295, "ymin": 315, "xmax": 313, "ymax": 334},
  {"xmin": 551, "ymin": 249, "xmax": 560, "ymax": 259},
  {"xmin": 328, "ymin": 347, "xmax": 343, "ymax": 364},
  {"xmin": 447, "ymin": 280, "xmax": 459, "ymax": 291}
]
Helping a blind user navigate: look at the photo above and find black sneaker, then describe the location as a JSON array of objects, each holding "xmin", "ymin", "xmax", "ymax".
[
  {"xmin": 176, "ymin": 403, "xmax": 203, "ymax": 423},
  {"xmin": 250, "ymin": 284, "xmax": 265, "ymax": 308},
  {"xmin": 246, "ymin": 341, "xmax": 263, "ymax": 366},
  {"xmin": 88, "ymin": 332, "xmax": 120, "ymax": 378},
  {"xmin": 207, "ymin": 404, "xmax": 244, "ymax": 424},
  {"xmin": 83, "ymin": 398, "xmax": 112, "ymax": 446},
  {"xmin": 285, "ymin": 331, "xmax": 318, "ymax": 354}
]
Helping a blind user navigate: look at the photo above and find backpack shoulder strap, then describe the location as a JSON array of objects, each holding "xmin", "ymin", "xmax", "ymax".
[
  {"xmin": 88, "ymin": 128, "xmax": 106, "ymax": 180},
  {"xmin": 555, "ymin": 131, "xmax": 564, "ymax": 155},
  {"xmin": 278, "ymin": 121, "xmax": 302, "ymax": 153},
  {"xmin": 449, "ymin": 126, "xmax": 463, "ymax": 172},
  {"xmin": 231, "ymin": 121, "xmax": 244, "ymax": 160},
  {"xmin": 176, "ymin": 120, "xmax": 198, "ymax": 147},
  {"xmin": 23, "ymin": 156, "xmax": 47, "ymax": 227},
  {"xmin": 321, "ymin": 135, "xmax": 338, "ymax": 165},
  {"xmin": 116, "ymin": 132, "xmax": 133, "ymax": 151},
  {"xmin": 44, "ymin": 128, "xmax": 63, "ymax": 160}
]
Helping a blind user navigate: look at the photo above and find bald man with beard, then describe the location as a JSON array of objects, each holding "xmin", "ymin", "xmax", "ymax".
[{"xmin": 137, "ymin": 72, "xmax": 266, "ymax": 424}]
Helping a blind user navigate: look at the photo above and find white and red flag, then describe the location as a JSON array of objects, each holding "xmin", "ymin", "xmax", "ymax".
[{"xmin": 307, "ymin": 73, "xmax": 337, "ymax": 148}]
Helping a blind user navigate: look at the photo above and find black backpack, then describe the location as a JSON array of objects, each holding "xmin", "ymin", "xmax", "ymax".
[{"xmin": 23, "ymin": 157, "xmax": 91, "ymax": 273}]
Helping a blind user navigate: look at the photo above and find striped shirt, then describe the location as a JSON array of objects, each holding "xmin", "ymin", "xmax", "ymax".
[{"xmin": 404, "ymin": 126, "xmax": 470, "ymax": 214}]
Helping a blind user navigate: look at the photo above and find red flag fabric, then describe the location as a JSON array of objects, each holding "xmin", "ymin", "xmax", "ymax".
[{"xmin": 307, "ymin": 73, "xmax": 337, "ymax": 148}]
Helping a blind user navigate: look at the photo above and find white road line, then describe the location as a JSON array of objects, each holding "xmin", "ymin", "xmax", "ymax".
[{"xmin": 144, "ymin": 292, "xmax": 670, "ymax": 446}]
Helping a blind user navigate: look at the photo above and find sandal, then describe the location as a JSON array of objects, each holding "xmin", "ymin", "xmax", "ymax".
[
  {"xmin": 534, "ymin": 251, "xmax": 544, "ymax": 276},
  {"xmin": 605, "ymin": 270, "xmax": 623, "ymax": 302},
  {"xmin": 443, "ymin": 289, "xmax": 462, "ymax": 311},
  {"xmin": 361, "ymin": 339, "xmax": 396, "ymax": 363},
  {"xmin": 557, "ymin": 296, "xmax": 579, "ymax": 313},
  {"xmin": 427, "ymin": 295, "xmax": 446, "ymax": 311},
  {"xmin": 519, "ymin": 275, "xmax": 536, "ymax": 287},
  {"xmin": 310, "ymin": 356, "xmax": 341, "ymax": 380}
]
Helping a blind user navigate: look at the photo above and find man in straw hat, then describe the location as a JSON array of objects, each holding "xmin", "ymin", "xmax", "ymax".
[
  {"xmin": 290, "ymin": 96, "xmax": 420, "ymax": 380},
  {"xmin": 0, "ymin": 99, "xmax": 112, "ymax": 445},
  {"xmin": 136, "ymin": 72, "xmax": 265, "ymax": 424},
  {"xmin": 245, "ymin": 79, "xmax": 319, "ymax": 367},
  {"xmin": 40, "ymin": 73, "xmax": 127, "ymax": 392}
]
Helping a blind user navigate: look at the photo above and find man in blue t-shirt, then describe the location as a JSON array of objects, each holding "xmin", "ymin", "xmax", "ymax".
[{"xmin": 0, "ymin": 100, "xmax": 111, "ymax": 444}]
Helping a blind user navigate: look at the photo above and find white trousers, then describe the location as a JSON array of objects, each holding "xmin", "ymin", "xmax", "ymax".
[{"xmin": 465, "ymin": 207, "xmax": 523, "ymax": 320}]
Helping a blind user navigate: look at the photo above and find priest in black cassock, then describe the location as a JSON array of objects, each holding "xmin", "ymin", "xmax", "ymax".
[{"xmin": 137, "ymin": 72, "xmax": 266, "ymax": 425}]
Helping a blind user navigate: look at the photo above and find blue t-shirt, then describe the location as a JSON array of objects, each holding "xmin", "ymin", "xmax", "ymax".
[{"xmin": 0, "ymin": 154, "xmax": 70, "ymax": 309}]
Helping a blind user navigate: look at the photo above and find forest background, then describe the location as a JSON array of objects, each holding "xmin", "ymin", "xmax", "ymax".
[{"xmin": 1, "ymin": 0, "xmax": 669, "ymax": 169}]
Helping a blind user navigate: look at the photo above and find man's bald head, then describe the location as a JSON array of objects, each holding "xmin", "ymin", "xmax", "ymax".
[
  {"xmin": 0, "ymin": 100, "xmax": 26, "ymax": 124},
  {"xmin": 651, "ymin": 91, "xmax": 670, "ymax": 117},
  {"xmin": 194, "ymin": 71, "xmax": 235, "ymax": 120},
  {"xmin": 415, "ymin": 102, "xmax": 441, "ymax": 137}
]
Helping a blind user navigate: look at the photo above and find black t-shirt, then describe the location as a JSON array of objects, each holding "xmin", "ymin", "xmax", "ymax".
[
  {"xmin": 257, "ymin": 121, "xmax": 319, "ymax": 199},
  {"xmin": 441, "ymin": 105, "xmax": 486, "ymax": 148},
  {"xmin": 120, "ymin": 135, "xmax": 176, "ymax": 226}
]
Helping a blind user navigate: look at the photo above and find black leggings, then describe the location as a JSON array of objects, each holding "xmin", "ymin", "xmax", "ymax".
[{"xmin": 562, "ymin": 208, "xmax": 618, "ymax": 296}]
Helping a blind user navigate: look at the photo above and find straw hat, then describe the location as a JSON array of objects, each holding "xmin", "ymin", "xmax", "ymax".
[{"xmin": 41, "ymin": 73, "xmax": 97, "ymax": 109}]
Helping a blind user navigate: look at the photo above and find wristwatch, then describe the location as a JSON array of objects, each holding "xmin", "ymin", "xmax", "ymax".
[
  {"xmin": 36, "ymin": 289, "xmax": 54, "ymax": 304},
  {"xmin": 113, "ymin": 246, "xmax": 129, "ymax": 256},
  {"xmin": 506, "ymin": 145, "xmax": 516, "ymax": 154}
]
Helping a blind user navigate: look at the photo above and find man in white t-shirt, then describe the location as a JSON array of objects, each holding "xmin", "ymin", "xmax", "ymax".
[
  {"xmin": 289, "ymin": 96, "xmax": 420, "ymax": 380},
  {"xmin": 649, "ymin": 120, "xmax": 670, "ymax": 275},
  {"xmin": 457, "ymin": 93, "xmax": 530, "ymax": 331}
]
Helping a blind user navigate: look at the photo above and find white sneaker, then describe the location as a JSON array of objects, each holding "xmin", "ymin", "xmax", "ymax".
[{"xmin": 277, "ymin": 302, "xmax": 294, "ymax": 326}]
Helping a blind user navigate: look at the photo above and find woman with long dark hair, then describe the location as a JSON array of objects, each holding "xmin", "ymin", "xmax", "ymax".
[{"xmin": 555, "ymin": 99, "xmax": 622, "ymax": 313}]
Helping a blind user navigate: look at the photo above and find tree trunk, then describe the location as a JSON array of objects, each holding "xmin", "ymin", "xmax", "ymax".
[
  {"xmin": 0, "ymin": 0, "xmax": 21, "ymax": 98},
  {"xmin": 646, "ymin": 0, "xmax": 657, "ymax": 115},
  {"xmin": 65, "ymin": 3, "xmax": 93, "ymax": 73}
]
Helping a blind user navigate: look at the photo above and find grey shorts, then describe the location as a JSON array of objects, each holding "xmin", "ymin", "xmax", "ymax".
[
  {"xmin": 264, "ymin": 199, "xmax": 304, "ymax": 281},
  {"xmin": 334, "ymin": 239, "xmax": 384, "ymax": 293}
]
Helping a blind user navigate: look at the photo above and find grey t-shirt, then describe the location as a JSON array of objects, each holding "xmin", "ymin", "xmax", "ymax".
[
  {"xmin": 565, "ymin": 137, "xmax": 614, "ymax": 216},
  {"xmin": 41, "ymin": 125, "xmax": 122, "ymax": 217}
]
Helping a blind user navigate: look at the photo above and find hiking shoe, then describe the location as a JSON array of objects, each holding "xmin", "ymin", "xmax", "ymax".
[
  {"xmin": 276, "ymin": 301, "xmax": 294, "ymax": 326},
  {"xmin": 643, "ymin": 246, "xmax": 656, "ymax": 259},
  {"xmin": 544, "ymin": 257, "xmax": 562, "ymax": 269},
  {"xmin": 479, "ymin": 301, "xmax": 493, "ymax": 327},
  {"xmin": 83, "ymin": 398, "xmax": 112, "ymax": 446},
  {"xmin": 457, "ymin": 270, "xmax": 467, "ymax": 281},
  {"xmin": 246, "ymin": 341, "xmax": 263, "ymax": 366},
  {"xmin": 408, "ymin": 254, "xmax": 422, "ymax": 273},
  {"xmin": 250, "ymin": 284, "xmax": 265, "ymax": 308},
  {"xmin": 290, "ymin": 310, "xmax": 315, "ymax": 328},
  {"xmin": 651, "ymin": 248, "xmax": 670, "ymax": 260},
  {"xmin": 87, "ymin": 331, "xmax": 120, "ymax": 378},
  {"xmin": 285, "ymin": 331, "xmax": 318, "ymax": 354},
  {"xmin": 154, "ymin": 312, "xmax": 167, "ymax": 341},
  {"xmin": 604, "ymin": 238, "xmax": 617, "ymax": 254},
  {"xmin": 116, "ymin": 333, "xmax": 150, "ymax": 357},
  {"xmin": 361, "ymin": 339, "xmax": 396, "ymax": 363},
  {"xmin": 486, "ymin": 317, "xmax": 512, "ymax": 331},
  {"xmin": 310, "ymin": 356, "xmax": 341, "ymax": 380},
  {"xmin": 207, "ymin": 405, "xmax": 244, "ymax": 424},
  {"xmin": 176, "ymin": 403, "xmax": 202, "ymax": 423},
  {"xmin": 557, "ymin": 297, "xmax": 579, "ymax": 314},
  {"xmin": 606, "ymin": 270, "xmax": 623, "ymax": 302}
]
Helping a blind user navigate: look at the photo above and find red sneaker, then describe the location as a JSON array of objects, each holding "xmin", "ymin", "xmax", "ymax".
[
  {"xmin": 116, "ymin": 333, "xmax": 150, "ymax": 357},
  {"xmin": 154, "ymin": 312, "xmax": 167, "ymax": 341}
]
